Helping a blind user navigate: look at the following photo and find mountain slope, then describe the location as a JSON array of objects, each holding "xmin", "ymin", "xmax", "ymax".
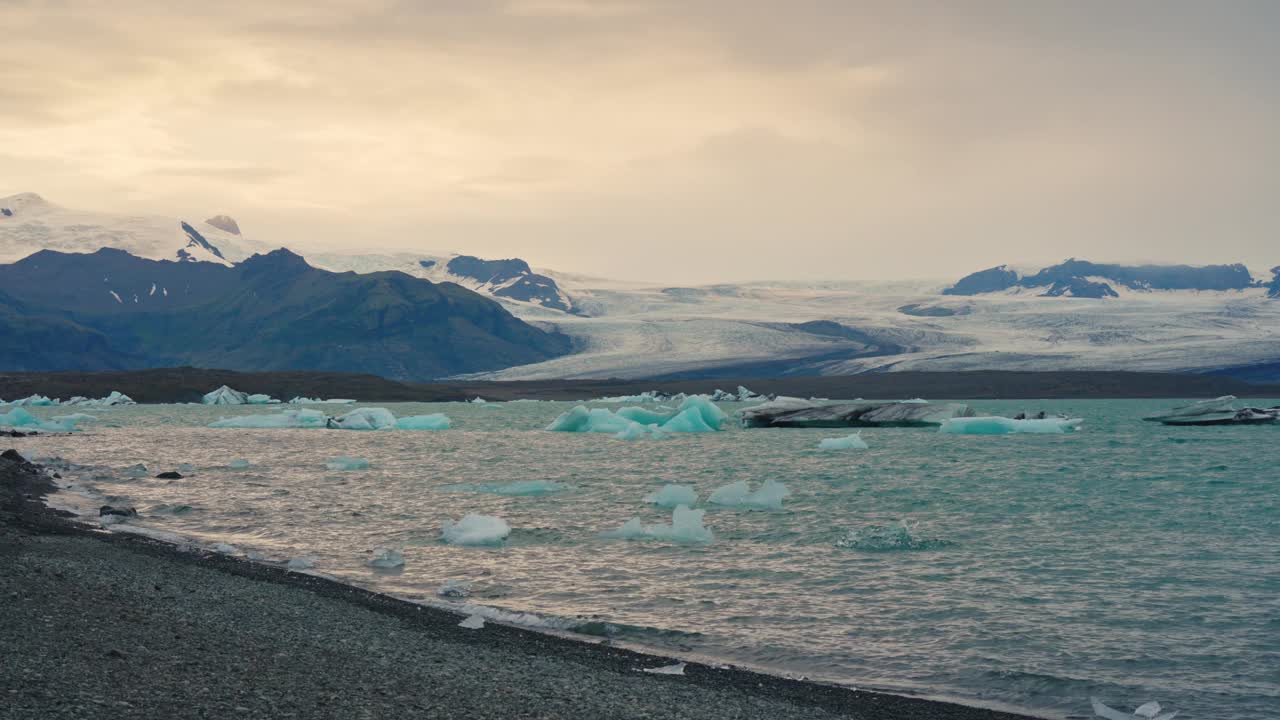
[
  {"xmin": 943, "ymin": 259, "xmax": 1259, "ymax": 297},
  {"xmin": 0, "ymin": 249, "xmax": 572, "ymax": 380}
]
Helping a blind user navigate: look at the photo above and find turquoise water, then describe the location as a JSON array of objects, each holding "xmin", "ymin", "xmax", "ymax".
[{"xmin": 12, "ymin": 399, "xmax": 1280, "ymax": 719}]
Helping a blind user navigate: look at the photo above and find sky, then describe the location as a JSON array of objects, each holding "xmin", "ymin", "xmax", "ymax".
[{"xmin": 2, "ymin": 0, "xmax": 1278, "ymax": 283}]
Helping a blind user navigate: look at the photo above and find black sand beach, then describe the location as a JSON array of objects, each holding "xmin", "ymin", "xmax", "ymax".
[{"xmin": 0, "ymin": 451, "xmax": 1040, "ymax": 720}]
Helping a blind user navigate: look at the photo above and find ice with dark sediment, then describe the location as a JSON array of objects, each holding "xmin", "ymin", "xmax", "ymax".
[
  {"xmin": 939, "ymin": 416, "xmax": 1083, "ymax": 435},
  {"xmin": 1144, "ymin": 395, "xmax": 1279, "ymax": 426},
  {"xmin": 739, "ymin": 397, "xmax": 974, "ymax": 428}
]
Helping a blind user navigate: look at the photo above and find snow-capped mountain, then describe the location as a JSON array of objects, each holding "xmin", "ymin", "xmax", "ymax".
[{"xmin": 4, "ymin": 192, "xmax": 1280, "ymax": 383}]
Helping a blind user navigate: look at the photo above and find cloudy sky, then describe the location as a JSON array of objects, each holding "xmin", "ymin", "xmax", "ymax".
[{"xmin": 2, "ymin": 1, "xmax": 1277, "ymax": 282}]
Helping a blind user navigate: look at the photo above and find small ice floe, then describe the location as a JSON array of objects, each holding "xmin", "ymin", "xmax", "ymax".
[
  {"xmin": 395, "ymin": 413, "xmax": 451, "ymax": 430},
  {"xmin": 707, "ymin": 479, "xmax": 790, "ymax": 510},
  {"xmin": 818, "ymin": 432, "xmax": 869, "ymax": 451},
  {"xmin": 643, "ymin": 484, "xmax": 698, "ymax": 508},
  {"xmin": 368, "ymin": 547, "xmax": 405, "ymax": 569},
  {"xmin": 442, "ymin": 480, "xmax": 566, "ymax": 496},
  {"xmin": 600, "ymin": 505, "xmax": 714, "ymax": 544},
  {"xmin": 437, "ymin": 580, "xmax": 472, "ymax": 598},
  {"xmin": 286, "ymin": 556, "xmax": 316, "ymax": 571},
  {"xmin": 211, "ymin": 543, "xmax": 239, "ymax": 555},
  {"xmin": 641, "ymin": 662, "xmax": 686, "ymax": 676},
  {"xmin": 177, "ymin": 463, "xmax": 196, "ymax": 474},
  {"xmin": 939, "ymin": 416, "xmax": 1083, "ymax": 435},
  {"xmin": 324, "ymin": 456, "xmax": 370, "ymax": 471},
  {"xmin": 227, "ymin": 459, "xmax": 251, "ymax": 470},
  {"xmin": 458, "ymin": 614, "xmax": 486, "ymax": 630},
  {"xmin": 1091, "ymin": 698, "xmax": 1177, "ymax": 720},
  {"xmin": 441, "ymin": 514, "xmax": 512, "ymax": 546}
]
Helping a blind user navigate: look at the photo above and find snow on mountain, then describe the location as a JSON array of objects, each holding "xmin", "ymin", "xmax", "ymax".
[{"xmin": 0, "ymin": 192, "xmax": 274, "ymax": 266}]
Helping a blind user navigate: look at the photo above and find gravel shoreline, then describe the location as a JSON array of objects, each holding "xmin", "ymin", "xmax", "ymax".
[{"xmin": 1, "ymin": 451, "xmax": 1040, "ymax": 720}]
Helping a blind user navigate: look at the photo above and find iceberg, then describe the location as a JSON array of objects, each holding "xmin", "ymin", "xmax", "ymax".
[
  {"xmin": 739, "ymin": 397, "xmax": 974, "ymax": 428},
  {"xmin": 324, "ymin": 456, "xmax": 370, "ymax": 471},
  {"xmin": 209, "ymin": 408, "xmax": 330, "ymax": 429},
  {"xmin": 818, "ymin": 432, "xmax": 869, "ymax": 450},
  {"xmin": 458, "ymin": 614, "xmax": 486, "ymax": 630},
  {"xmin": 52, "ymin": 412, "xmax": 98, "ymax": 425},
  {"xmin": 613, "ymin": 423, "xmax": 667, "ymax": 441},
  {"xmin": 600, "ymin": 505, "xmax": 714, "ymax": 544},
  {"xmin": 286, "ymin": 556, "xmax": 315, "ymax": 570},
  {"xmin": 64, "ymin": 391, "xmax": 135, "ymax": 407},
  {"xmin": 288, "ymin": 396, "xmax": 357, "ymax": 404},
  {"xmin": 0, "ymin": 407, "xmax": 80, "ymax": 432},
  {"xmin": 227, "ymin": 458, "xmax": 251, "ymax": 470},
  {"xmin": 641, "ymin": 662, "xmax": 686, "ymax": 675},
  {"xmin": 246, "ymin": 393, "xmax": 280, "ymax": 405},
  {"xmin": 548, "ymin": 395, "xmax": 727, "ymax": 435},
  {"xmin": 1143, "ymin": 396, "xmax": 1278, "ymax": 426},
  {"xmin": 437, "ymin": 580, "xmax": 472, "ymax": 598},
  {"xmin": 121, "ymin": 463, "xmax": 149, "ymax": 478},
  {"xmin": 331, "ymin": 407, "xmax": 398, "ymax": 430},
  {"xmin": 1091, "ymin": 698, "xmax": 1178, "ymax": 720},
  {"xmin": 202, "ymin": 385, "xmax": 250, "ymax": 405},
  {"xmin": 707, "ymin": 479, "xmax": 790, "ymax": 510},
  {"xmin": 368, "ymin": 547, "xmax": 405, "ymax": 569},
  {"xmin": 8, "ymin": 394, "xmax": 57, "ymax": 406},
  {"xmin": 441, "ymin": 514, "xmax": 512, "ymax": 545},
  {"xmin": 938, "ymin": 416, "xmax": 1083, "ymax": 435},
  {"xmin": 643, "ymin": 484, "xmax": 698, "ymax": 508},
  {"xmin": 395, "ymin": 413, "xmax": 451, "ymax": 430},
  {"xmin": 594, "ymin": 390, "xmax": 670, "ymax": 403}
]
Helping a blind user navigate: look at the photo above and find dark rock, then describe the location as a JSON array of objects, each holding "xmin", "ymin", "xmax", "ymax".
[
  {"xmin": 1040, "ymin": 277, "xmax": 1118, "ymax": 298},
  {"xmin": 0, "ymin": 429, "xmax": 32, "ymax": 438},
  {"xmin": 155, "ymin": 472, "xmax": 183, "ymax": 479},
  {"xmin": 942, "ymin": 265, "xmax": 1021, "ymax": 295},
  {"xmin": 945, "ymin": 258, "xmax": 1258, "ymax": 296},
  {"xmin": 898, "ymin": 303, "xmax": 961, "ymax": 317},
  {"xmin": 1, "ymin": 208, "xmax": 12, "ymax": 217},
  {"xmin": 446, "ymin": 255, "xmax": 576, "ymax": 313},
  {"xmin": 179, "ymin": 221, "xmax": 227, "ymax": 261},
  {"xmin": 99, "ymin": 505, "xmax": 138, "ymax": 517},
  {"xmin": 418, "ymin": 260, "xmax": 436, "ymax": 269},
  {"xmin": 2, "ymin": 449, "xmax": 26, "ymax": 461}
]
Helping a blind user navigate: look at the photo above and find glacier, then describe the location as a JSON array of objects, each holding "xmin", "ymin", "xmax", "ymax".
[
  {"xmin": 707, "ymin": 479, "xmax": 790, "ymax": 510},
  {"xmin": 600, "ymin": 505, "xmax": 714, "ymax": 544},
  {"xmin": 938, "ymin": 417, "xmax": 1083, "ymax": 434},
  {"xmin": 818, "ymin": 432, "xmax": 869, "ymax": 450},
  {"xmin": 441, "ymin": 514, "xmax": 512, "ymax": 545}
]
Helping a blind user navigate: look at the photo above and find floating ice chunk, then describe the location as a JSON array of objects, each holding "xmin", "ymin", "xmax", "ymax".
[
  {"xmin": 818, "ymin": 433, "xmax": 869, "ymax": 450},
  {"xmin": 1143, "ymin": 395, "xmax": 1236, "ymax": 422},
  {"xmin": 546, "ymin": 406, "xmax": 636, "ymax": 433},
  {"xmin": 669, "ymin": 395, "xmax": 727, "ymax": 430},
  {"xmin": 333, "ymin": 407, "xmax": 398, "ymax": 431},
  {"xmin": 50, "ymin": 412, "xmax": 97, "ymax": 424},
  {"xmin": 594, "ymin": 390, "xmax": 669, "ymax": 403},
  {"xmin": 469, "ymin": 396, "xmax": 487, "ymax": 404},
  {"xmin": 395, "ymin": 413, "xmax": 451, "ymax": 430},
  {"xmin": 643, "ymin": 484, "xmax": 698, "ymax": 508},
  {"xmin": 441, "ymin": 514, "xmax": 512, "ymax": 546},
  {"xmin": 227, "ymin": 458, "xmax": 250, "ymax": 470},
  {"xmin": 177, "ymin": 463, "xmax": 195, "ymax": 474},
  {"xmin": 641, "ymin": 662, "xmax": 686, "ymax": 675},
  {"xmin": 369, "ymin": 547, "xmax": 405, "ymax": 568},
  {"xmin": 741, "ymin": 398, "xmax": 973, "ymax": 428},
  {"xmin": 324, "ymin": 456, "xmax": 370, "ymax": 471},
  {"xmin": 616, "ymin": 406, "xmax": 672, "ymax": 425},
  {"xmin": 211, "ymin": 543, "xmax": 239, "ymax": 555},
  {"xmin": 0, "ymin": 407, "xmax": 81, "ymax": 432},
  {"xmin": 901, "ymin": 398, "xmax": 929, "ymax": 404},
  {"xmin": 939, "ymin": 417, "xmax": 1083, "ymax": 435},
  {"xmin": 438, "ymin": 580, "xmax": 472, "ymax": 598},
  {"xmin": 245, "ymin": 393, "xmax": 280, "ymax": 405},
  {"xmin": 614, "ymin": 422, "xmax": 667, "ymax": 441},
  {"xmin": 289, "ymin": 396, "xmax": 357, "ymax": 404},
  {"xmin": 1091, "ymin": 698, "xmax": 1177, "ymax": 720},
  {"xmin": 121, "ymin": 463, "xmax": 149, "ymax": 478},
  {"xmin": 600, "ymin": 505, "xmax": 714, "ymax": 544},
  {"xmin": 286, "ymin": 556, "xmax": 315, "ymax": 571},
  {"xmin": 708, "ymin": 480, "xmax": 790, "ymax": 510},
  {"xmin": 443, "ymin": 480, "xmax": 566, "ymax": 495},
  {"xmin": 202, "ymin": 385, "xmax": 249, "ymax": 405},
  {"xmin": 63, "ymin": 391, "xmax": 135, "ymax": 407},
  {"xmin": 9, "ymin": 394, "xmax": 57, "ymax": 406},
  {"xmin": 209, "ymin": 408, "xmax": 329, "ymax": 429},
  {"xmin": 458, "ymin": 614, "xmax": 486, "ymax": 629}
]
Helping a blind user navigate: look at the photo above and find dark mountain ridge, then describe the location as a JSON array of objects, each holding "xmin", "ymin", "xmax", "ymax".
[
  {"xmin": 944, "ymin": 259, "xmax": 1269, "ymax": 298},
  {"xmin": 0, "ymin": 249, "xmax": 571, "ymax": 380}
]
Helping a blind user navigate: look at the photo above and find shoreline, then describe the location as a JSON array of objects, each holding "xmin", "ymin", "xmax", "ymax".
[{"xmin": 1, "ymin": 450, "xmax": 1043, "ymax": 720}]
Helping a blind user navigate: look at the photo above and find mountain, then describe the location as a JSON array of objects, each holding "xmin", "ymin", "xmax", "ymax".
[
  {"xmin": 0, "ymin": 248, "xmax": 571, "ymax": 380},
  {"xmin": 943, "ymin": 259, "xmax": 1259, "ymax": 297},
  {"xmin": 0, "ymin": 192, "xmax": 578, "ymax": 315}
]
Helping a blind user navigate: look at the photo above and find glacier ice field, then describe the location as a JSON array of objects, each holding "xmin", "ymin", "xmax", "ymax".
[{"xmin": 10, "ymin": 397, "xmax": 1280, "ymax": 720}]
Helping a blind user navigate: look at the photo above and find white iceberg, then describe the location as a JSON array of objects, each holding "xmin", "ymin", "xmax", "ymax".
[
  {"xmin": 286, "ymin": 556, "xmax": 316, "ymax": 570},
  {"xmin": 368, "ymin": 547, "xmax": 405, "ymax": 569},
  {"xmin": 8, "ymin": 394, "xmax": 57, "ymax": 406},
  {"xmin": 395, "ymin": 413, "xmax": 451, "ymax": 430},
  {"xmin": 324, "ymin": 456, "xmax": 370, "ymax": 471},
  {"xmin": 548, "ymin": 395, "xmax": 726, "ymax": 435},
  {"xmin": 938, "ymin": 416, "xmax": 1083, "ymax": 435},
  {"xmin": 246, "ymin": 393, "xmax": 280, "ymax": 405},
  {"xmin": 202, "ymin": 385, "xmax": 250, "ymax": 405},
  {"xmin": 818, "ymin": 433, "xmax": 869, "ymax": 450},
  {"xmin": 208, "ymin": 408, "xmax": 330, "ymax": 429},
  {"xmin": 1091, "ymin": 698, "xmax": 1177, "ymax": 720},
  {"xmin": 641, "ymin": 662, "xmax": 686, "ymax": 675},
  {"xmin": 332, "ymin": 407, "xmax": 398, "ymax": 431},
  {"xmin": 643, "ymin": 484, "xmax": 698, "ymax": 508},
  {"xmin": 600, "ymin": 505, "xmax": 714, "ymax": 544},
  {"xmin": 740, "ymin": 397, "xmax": 973, "ymax": 428},
  {"xmin": 441, "ymin": 514, "xmax": 512, "ymax": 546},
  {"xmin": 288, "ymin": 396, "xmax": 357, "ymax": 404},
  {"xmin": 707, "ymin": 479, "xmax": 790, "ymax": 510},
  {"xmin": 64, "ymin": 391, "xmax": 135, "ymax": 407}
]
